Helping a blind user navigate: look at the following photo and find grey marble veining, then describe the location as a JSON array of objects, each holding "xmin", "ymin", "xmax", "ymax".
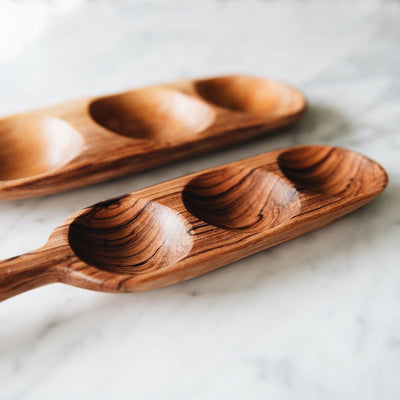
[{"xmin": 0, "ymin": 0, "xmax": 399, "ymax": 399}]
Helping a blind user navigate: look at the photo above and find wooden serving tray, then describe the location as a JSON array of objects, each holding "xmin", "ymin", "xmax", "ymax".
[
  {"xmin": 0, "ymin": 145, "xmax": 387, "ymax": 301},
  {"xmin": 0, "ymin": 75, "xmax": 306, "ymax": 200}
]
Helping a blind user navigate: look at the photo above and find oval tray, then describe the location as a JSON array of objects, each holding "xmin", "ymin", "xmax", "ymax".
[
  {"xmin": 0, "ymin": 145, "xmax": 387, "ymax": 301},
  {"xmin": 0, "ymin": 75, "xmax": 306, "ymax": 200}
]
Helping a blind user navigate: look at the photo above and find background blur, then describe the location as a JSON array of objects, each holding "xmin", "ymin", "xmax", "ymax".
[{"xmin": 0, "ymin": 1, "xmax": 399, "ymax": 399}]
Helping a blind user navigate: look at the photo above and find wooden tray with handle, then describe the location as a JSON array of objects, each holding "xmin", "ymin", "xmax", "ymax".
[
  {"xmin": 0, "ymin": 75, "xmax": 306, "ymax": 200},
  {"xmin": 0, "ymin": 145, "xmax": 387, "ymax": 302}
]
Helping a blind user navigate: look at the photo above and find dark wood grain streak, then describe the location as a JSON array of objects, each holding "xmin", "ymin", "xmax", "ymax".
[{"xmin": 0, "ymin": 145, "xmax": 388, "ymax": 301}]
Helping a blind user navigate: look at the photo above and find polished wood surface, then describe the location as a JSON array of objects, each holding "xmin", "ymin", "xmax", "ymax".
[
  {"xmin": 0, "ymin": 75, "xmax": 306, "ymax": 200},
  {"xmin": 0, "ymin": 145, "xmax": 388, "ymax": 301}
]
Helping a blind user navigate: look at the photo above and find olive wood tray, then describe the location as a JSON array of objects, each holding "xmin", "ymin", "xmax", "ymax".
[
  {"xmin": 0, "ymin": 75, "xmax": 306, "ymax": 200},
  {"xmin": 0, "ymin": 145, "xmax": 387, "ymax": 301}
]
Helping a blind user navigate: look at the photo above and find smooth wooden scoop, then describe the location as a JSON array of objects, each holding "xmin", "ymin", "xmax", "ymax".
[
  {"xmin": 0, "ymin": 75, "xmax": 306, "ymax": 200},
  {"xmin": 0, "ymin": 145, "xmax": 387, "ymax": 302}
]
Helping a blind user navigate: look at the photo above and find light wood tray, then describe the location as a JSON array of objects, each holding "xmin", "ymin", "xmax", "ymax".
[{"xmin": 0, "ymin": 75, "xmax": 306, "ymax": 200}]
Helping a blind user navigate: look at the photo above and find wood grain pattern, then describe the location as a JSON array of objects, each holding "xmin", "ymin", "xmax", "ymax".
[
  {"xmin": 0, "ymin": 75, "xmax": 306, "ymax": 200},
  {"xmin": 0, "ymin": 145, "xmax": 388, "ymax": 302}
]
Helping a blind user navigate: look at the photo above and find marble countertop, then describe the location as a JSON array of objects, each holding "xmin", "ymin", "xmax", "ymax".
[{"xmin": 0, "ymin": 0, "xmax": 399, "ymax": 398}]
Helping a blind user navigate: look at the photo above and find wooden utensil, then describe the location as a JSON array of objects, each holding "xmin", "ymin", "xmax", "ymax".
[
  {"xmin": 0, "ymin": 75, "xmax": 306, "ymax": 200},
  {"xmin": 0, "ymin": 145, "xmax": 387, "ymax": 302}
]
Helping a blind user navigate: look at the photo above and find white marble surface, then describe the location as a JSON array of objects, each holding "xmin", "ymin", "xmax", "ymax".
[{"xmin": 0, "ymin": 0, "xmax": 399, "ymax": 398}]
